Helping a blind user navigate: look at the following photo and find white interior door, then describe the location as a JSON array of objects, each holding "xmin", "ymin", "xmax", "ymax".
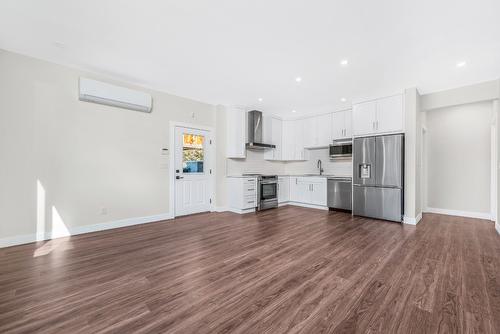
[{"xmin": 174, "ymin": 126, "xmax": 211, "ymax": 216}]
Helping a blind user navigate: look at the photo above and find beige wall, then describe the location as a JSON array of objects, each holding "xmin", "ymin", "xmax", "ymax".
[
  {"xmin": 426, "ymin": 101, "xmax": 492, "ymax": 215},
  {"xmin": 0, "ymin": 49, "xmax": 215, "ymax": 241}
]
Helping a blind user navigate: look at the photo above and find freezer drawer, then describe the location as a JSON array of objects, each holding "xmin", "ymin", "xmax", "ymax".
[
  {"xmin": 327, "ymin": 178, "xmax": 352, "ymax": 211},
  {"xmin": 353, "ymin": 185, "xmax": 402, "ymax": 222}
]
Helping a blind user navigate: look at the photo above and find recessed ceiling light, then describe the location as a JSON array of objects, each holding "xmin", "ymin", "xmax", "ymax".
[
  {"xmin": 340, "ymin": 59, "xmax": 349, "ymax": 66},
  {"xmin": 258, "ymin": 97, "xmax": 263, "ymax": 102},
  {"xmin": 456, "ymin": 61, "xmax": 467, "ymax": 68},
  {"xmin": 295, "ymin": 77, "xmax": 302, "ymax": 83},
  {"xmin": 292, "ymin": 110, "xmax": 297, "ymax": 113},
  {"xmin": 340, "ymin": 97, "xmax": 347, "ymax": 102}
]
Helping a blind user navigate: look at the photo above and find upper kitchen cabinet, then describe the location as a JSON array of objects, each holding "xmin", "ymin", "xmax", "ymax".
[
  {"xmin": 280, "ymin": 119, "xmax": 307, "ymax": 161},
  {"xmin": 293, "ymin": 119, "xmax": 306, "ymax": 160},
  {"xmin": 303, "ymin": 114, "xmax": 333, "ymax": 148},
  {"xmin": 352, "ymin": 101, "xmax": 377, "ymax": 136},
  {"xmin": 332, "ymin": 109, "xmax": 352, "ymax": 140},
  {"xmin": 316, "ymin": 113, "xmax": 333, "ymax": 147},
  {"xmin": 226, "ymin": 106, "xmax": 246, "ymax": 158},
  {"xmin": 263, "ymin": 116, "xmax": 283, "ymax": 160},
  {"xmin": 352, "ymin": 94, "xmax": 404, "ymax": 136},
  {"xmin": 376, "ymin": 94, "xmax": 404, "ymax": 134}
]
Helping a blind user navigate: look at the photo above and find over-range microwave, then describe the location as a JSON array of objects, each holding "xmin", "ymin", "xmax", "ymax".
[{"xmin": 329, "ymin": 140, "xmax": 353, "ymax": 158}]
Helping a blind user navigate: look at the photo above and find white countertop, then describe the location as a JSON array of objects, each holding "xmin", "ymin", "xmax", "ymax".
[{"xmin": 227, "ymin": 174, "xmax": 352, "ymax": 178}]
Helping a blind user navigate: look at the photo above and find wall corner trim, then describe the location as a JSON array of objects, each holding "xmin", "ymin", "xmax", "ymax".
[
  {"xmin": 0, "ymin": 212, "xmax": 173, "ymax": 248},
  {"xmin": 403, "ymin": 213, "xmax": 422, "ymax": 225}
]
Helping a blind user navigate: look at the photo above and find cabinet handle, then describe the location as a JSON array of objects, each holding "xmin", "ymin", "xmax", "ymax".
[{"xmin": 376, "ymin": 121, "xmax": 379, "ymax": 130}]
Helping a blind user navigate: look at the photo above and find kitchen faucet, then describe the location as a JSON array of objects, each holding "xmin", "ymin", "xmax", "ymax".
[{"xmin": 317, "ymin": 159, "xmax": 324, "ymax": 175}]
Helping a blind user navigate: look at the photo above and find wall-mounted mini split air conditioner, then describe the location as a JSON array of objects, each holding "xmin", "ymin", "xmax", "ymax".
[{"xmin": 79, "ymin": 77, "xmax": 153, "ymax": 113}]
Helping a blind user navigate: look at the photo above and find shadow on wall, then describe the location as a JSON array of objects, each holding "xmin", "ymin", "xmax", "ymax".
[{"xmin": 34, "ymin": 179, "xmax": 71, "ymax": 257}]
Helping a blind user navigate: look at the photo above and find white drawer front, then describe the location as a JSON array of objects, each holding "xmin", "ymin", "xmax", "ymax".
[
  {"xmin": 243, "ymin": 184, "xmax": 256, "ymax": 194},
  {"xmin": 242, "ymin": 195, "xmax": 257, "ymax": 209}
]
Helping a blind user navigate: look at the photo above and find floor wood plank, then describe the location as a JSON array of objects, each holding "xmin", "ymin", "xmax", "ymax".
[{"xmin": 0, "ymin": 207, "xmax": 499, "ymax": 333}]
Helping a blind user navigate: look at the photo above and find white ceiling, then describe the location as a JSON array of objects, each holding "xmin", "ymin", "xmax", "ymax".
[{"xmin": 1, "ymin": 0, "xmax": 499, "ymax": 116}]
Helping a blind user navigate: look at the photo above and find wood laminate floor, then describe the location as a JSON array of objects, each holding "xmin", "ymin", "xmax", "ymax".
[{"xmin": 1, "ymin": 206, "xmax": 500, "ymax": 333}]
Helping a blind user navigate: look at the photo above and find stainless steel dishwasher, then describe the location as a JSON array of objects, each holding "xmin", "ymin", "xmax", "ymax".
[{"xmin": 327, "ymin": 177, "xmax": 352, "ymax": 211}]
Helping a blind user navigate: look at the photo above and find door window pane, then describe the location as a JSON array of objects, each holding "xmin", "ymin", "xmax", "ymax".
[{"xmin": 183, "ymin": 133, "xmax": 204, "ymax": 173}]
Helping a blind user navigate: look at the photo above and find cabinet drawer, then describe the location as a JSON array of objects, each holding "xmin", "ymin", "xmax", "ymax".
[
  {"xmin": 242, "ymin": 195, "xmax": 257, "ymax": 209},
  {"xmin": 243, "ymin": 184, "xmax": 256, "ymax": 193},
  {"xmin": 243, "ymin": 179, "xmax": 257, "ymax": 186}
]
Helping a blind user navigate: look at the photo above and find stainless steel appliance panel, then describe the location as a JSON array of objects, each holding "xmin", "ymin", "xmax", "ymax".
[
  {"xmin": 329, "ymin": 141, "xmax": 353, "ymax": 158},
  {"xmin": 353, "ymin": 185, "xmax": 402, "ymax": 222},
  {"xmin": 375, "ymin": 134, "xmax": 404, "ymax": 187},
  {"xmin": 353, "ymin": 136, "xmax": 376, "ymax": 186},
  {"xmin": 257, "ymin": 175, "xmax": 278, "ymax": 211},
  {"xmin": 327, "ymin": 178, "xmax": 352, "ymax": 211}
]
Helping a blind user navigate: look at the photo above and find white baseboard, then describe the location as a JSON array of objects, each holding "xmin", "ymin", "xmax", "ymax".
[
  {"xmin": 287, "ymin": 202, "xmax": 329, "ymax": 211},
  {"xmin": 220, "ymin": 202, "xmax": 328, "ymax": 215},
  {"xmin": 425, "ymin": 207, "xmax": 492, "ymax": 221},
  {"xmin": 225, "ymin": 207, "xmax": 256, "ymax": 214},
  {"xmin": 496, "ymin": 222, "xmax": 500, "ymax": 235},
  {"xmin": 403, "ymin": 212, "xmax": 422, "ymax": 225},
  {"xmin": 214, "ymin": 207, "xmax": 229, "ymax": 212},
  {"xmin": 0, "ymin": 212, "xmax": 173, "ymax": 249}
]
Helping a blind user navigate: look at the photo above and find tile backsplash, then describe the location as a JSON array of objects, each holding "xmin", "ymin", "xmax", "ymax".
[
  {"xmin": 284, "ymin": 148, "xmax": 352, "ymax": 176},
  {"xmin": 226, "ymin": 148, "xmax": 352, "ymax": 176}
]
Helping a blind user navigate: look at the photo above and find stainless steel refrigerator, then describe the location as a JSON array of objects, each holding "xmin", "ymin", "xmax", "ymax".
[{"xmin": 353, "ymin": 134, "xmax": 404, "ymax": 222}]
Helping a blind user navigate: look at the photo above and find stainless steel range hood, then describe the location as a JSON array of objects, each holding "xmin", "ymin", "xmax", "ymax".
[{"xmin": 246, "ymin": 110, "xmax": 276, "ymax": 150}]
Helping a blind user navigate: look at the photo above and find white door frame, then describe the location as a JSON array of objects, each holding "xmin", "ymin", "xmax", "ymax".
[{"xmin": 169, "ymin": 121, "xmax": 216, "ymax": 218}]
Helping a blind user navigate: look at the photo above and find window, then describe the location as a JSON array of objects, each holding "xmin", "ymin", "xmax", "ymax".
[{"xmin": 182, "ymin": 133, "xmax": 204, "ymax": 173}]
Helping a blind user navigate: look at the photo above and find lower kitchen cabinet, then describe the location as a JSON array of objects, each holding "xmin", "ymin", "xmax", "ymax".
[
  {"xmin": 227, "ymin": 177, "xmax": 258, "ymax": 212},
  {"xmin": 289, "ymin": 177, "xmax": 327, "ymax": 206},
  {"xmin": 278, "ymin": 177, "xmax": 289, "ymax": 203}
]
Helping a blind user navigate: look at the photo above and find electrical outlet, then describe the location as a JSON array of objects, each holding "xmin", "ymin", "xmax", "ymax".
[{"xmin": 100, "ymin": 207, "xmax": 108, "ymax": 215}]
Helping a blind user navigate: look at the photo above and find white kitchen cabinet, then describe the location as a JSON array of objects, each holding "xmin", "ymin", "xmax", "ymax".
[
  {"xmin": 293, "ymin": 119, "xmax": 305, "ymax": 160},
  {"xmin": 281, "ymin": 120, "xmax": 295, "ymax": 160},
  {"xmin": 226, "ymin": 107, "xmax": 246, "ymax": 158},
  {"xmin": 289, "ymin": 177, "xmax": 327, "ymax": 206},
  {"xmin": 303, "ymin": 114, "xmax": 333, "ymax": 148},
  {"xmin": 376, "ymin": 94, "xmax": 404, "ymax": 134},
  {"xmin": 332, "ymin": 109, "xmax": 352, "ymax": 140},
  {"xmin": 278, "ymin": 176, "xmax": 289, "ymax": 203},
  {"xmin": 290, "ymin": 177, "xmax": 308, "ymax": 202},
  {"xmin": 227, "ymin": 177, "xmax": 257, "ymax": 212},
  {"xmin": 353, "ymin": 101, "xmax": 377, "ymax": 136},
  {"xmin": 264, "ymin": 116, "xmax": 282, "ymax": 160},
  {"xmin": 309, "ymin": 179, "xmax": 327, "ymax": 206},
  {"xmin": 281, "ymin": 120, "xmax": 306, "ymax": 161},
  {"xmin": 352, "ymin": 94, "xmax": 404, "ymax": 136},
  {"xmin": 316, "ymin": 113, "xmax": 333, "ymax": 147}
]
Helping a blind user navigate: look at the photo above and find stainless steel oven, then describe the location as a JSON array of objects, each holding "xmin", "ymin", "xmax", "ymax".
[
  {"xmin": 329, "ymin": 140, "xmax": 353, "ymax": 158},
  {"xmin": 257, "ymin": 175, "xmax": 278, "ymax": 211}
]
